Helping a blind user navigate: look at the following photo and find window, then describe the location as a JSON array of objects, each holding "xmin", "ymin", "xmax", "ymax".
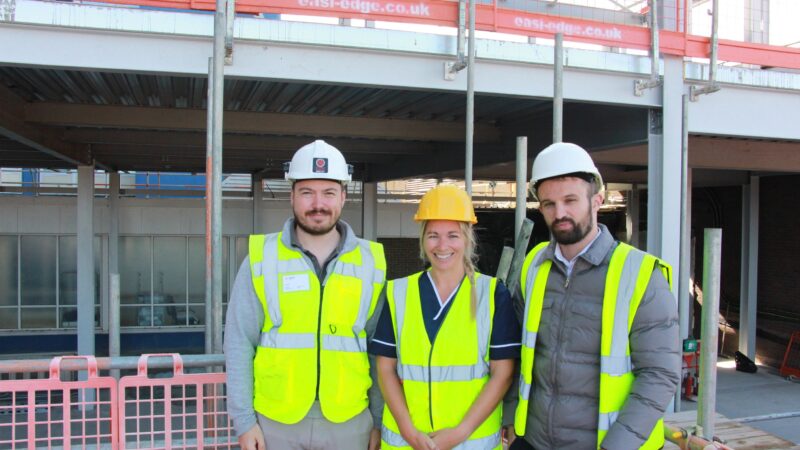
[
  {"xmin": 0, "ymin": 233, "xmax": 245, "ymax": 330},
  {"xmin": 0, "ymin": 235, "xmax": 100, "ymax": 330},
  {"xmin": 121, "ymin": 235, "xmax": 241, "ymax": 328}
]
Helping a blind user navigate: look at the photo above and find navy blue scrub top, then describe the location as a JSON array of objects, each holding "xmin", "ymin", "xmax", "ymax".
[{"xmin": 369, "ymin": 272, "xmax": 521, "ymax": 360}]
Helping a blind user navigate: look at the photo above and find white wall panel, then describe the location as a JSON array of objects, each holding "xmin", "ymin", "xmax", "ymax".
[{"xmin": 0, "ymin": 197, "xmax": 419, "ymax": 238}]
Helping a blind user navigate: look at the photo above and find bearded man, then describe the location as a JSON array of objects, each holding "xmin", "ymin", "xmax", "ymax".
[{"xmin": 225, "ymin": 140, "xmax": 386, "ymax": 450}]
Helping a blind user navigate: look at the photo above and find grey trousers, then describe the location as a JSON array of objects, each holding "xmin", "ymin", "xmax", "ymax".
[{"xmin": 256, "ymin": 401, "xmax": 373, "ymax": 450}]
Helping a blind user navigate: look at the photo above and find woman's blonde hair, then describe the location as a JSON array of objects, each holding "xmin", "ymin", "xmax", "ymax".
[{"xmin": 419, "ymin": 220, "xmax": 479, "ymax": 318}]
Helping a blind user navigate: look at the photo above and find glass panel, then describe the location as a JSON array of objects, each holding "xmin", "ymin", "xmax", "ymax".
[
  {"xmin": 120, "ymin": 237, "xmax": 151, "ymax": 305},
  {"xmin": 192, "ymin": 303, "xmax": 205, "ymax": 326},
  {"xmin": 20, "ymin": 236, "xmax": 57, "ymax": 306},
  {"xmin": 153, "ymin": 237, "xmax": 186, "ymax": 326},
  {"xmin": 187, "ymin": 237, "xmax": 205, "ymax": 315},
  {"xmin": 0, "ymin": 236, "xmax": 18, "ymax": 307},
  {"xmin": 121, "ymin": 305, "xmax": 144, "ymax": 327},
  {"xmin": 187, "ymin": 237, "xmax": 229, "ymax": 325},
  {"xmin": 60, "ymin": 307, "xmax": 77, "ymax": 328},
  {"xmin": 57, "ymin": 307, "xmax": 100, "ymax": 328},
  {"xmin": 0, "ymin": 307, "xmax": 16, "ymax": 329},
  {"xmin": 59, "ymin": 235, "xmax": 103, "ymax": 309},
  {"xmin": 21, "ymin": 307, "xmax": 56, "ymax": 328},
  {"xmin": 59, "ymin": 236, "xmax": 77, "ymax": 306}
]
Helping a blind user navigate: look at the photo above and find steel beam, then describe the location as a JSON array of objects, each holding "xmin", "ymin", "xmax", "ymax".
[
  {"xmin": 28, "ymin": 103, "xmax": 501, "ymax": 143},
  {"xmin": 0, "ymin": 83, "xmax": 92, "ymax": 166}
]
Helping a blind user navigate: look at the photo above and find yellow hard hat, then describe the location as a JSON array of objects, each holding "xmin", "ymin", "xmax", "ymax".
[{"xmin": 414, "ymin": 184, "xmax": 477, "ymax": 224}]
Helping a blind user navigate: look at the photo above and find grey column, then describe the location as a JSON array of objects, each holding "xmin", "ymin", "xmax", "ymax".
[
  {"xmin": 361, "ymin": 182, "xmax": 378, "ymax": 241},
  {"xmin": 646, "ymin": 55, "xmax": 683, "ymax": 272},
  {"xmin": 77, "ymin": 165, "xmax": 95, "ymax": 357},
  {"xmin": 626, "ymin": 186, "xmax": 640, "ymax": 248},
  {"xmin": 108, "ymin": 172, "xmax": 119, "ymax": 298},
  {"xmin": 252, "ymin": 173, "xmax": 263, "ymax": 233},
  {"xmin": 739, "ymin": 175, "xmax": 759, "ymax": 359},
  {"xmin": 108, "ymin": 172, "xmax": 120, "ymax": 374}
]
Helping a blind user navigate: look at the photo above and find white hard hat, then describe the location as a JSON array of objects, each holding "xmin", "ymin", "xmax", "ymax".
[
  {"xmin": 529, "ymin": 142, "xmax": 603, "ymax": 199},
  {"xmin": 284, "ymin": 140, "xmax": 353, "ymax": 183}
]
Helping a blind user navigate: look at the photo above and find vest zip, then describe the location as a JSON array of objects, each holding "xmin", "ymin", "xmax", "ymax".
[
  {"xmin": 427, "ymin": 343, "xmax": 435, "ymax": 430},
  {"xmin": 315, "ymin": 282, "xmax": 325, "ymax": 399}
]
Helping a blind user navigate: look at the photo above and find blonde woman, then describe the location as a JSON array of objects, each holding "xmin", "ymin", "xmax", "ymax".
[{"xmin": 369, "ymin": 185, "xmax": 520, "ymax": 450}]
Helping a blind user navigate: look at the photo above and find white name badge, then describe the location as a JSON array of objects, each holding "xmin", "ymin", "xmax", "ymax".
[{"xmin": 282, "ymin": 273, "xmax": 310, "ymax": 293}]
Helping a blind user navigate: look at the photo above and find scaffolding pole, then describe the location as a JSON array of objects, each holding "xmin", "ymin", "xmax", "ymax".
[
  {"xmin": 691, "ymin": 0, "xmax": 720, "ymax": 100},
  {"xmin": 464, "ymin": 0, "xmax": 475, "ymax": 195},
  {"xmin": 515, "ymin": 136, "xmax": 527, "ymax": 240},
  {"xmin": 109, "ymin": 274, "xmax": 120, "ymax": 379},
  {"xmin": 211, "ymin": 0, "xmax": 225, "ymax": 356},
  {"xmin": 676, "ymin": 93, "xmax": 691, "ymax": 411},
  {"xmin": 204, "ymin": 57, "xmax": 214, "ymax": 355},
  {"xmin": 697, "ymin": 228, "xmax": 722, "ymax": 440},
  {"xmin": 553, "ymin": 33, "xmax": 563, "ymax": 143}
]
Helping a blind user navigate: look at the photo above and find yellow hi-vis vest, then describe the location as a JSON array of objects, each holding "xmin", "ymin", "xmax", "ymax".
[
  {"xmin": 249, "ymin": 232, "xmax": 386, "ymax": 425},
  {"xmin": 382, "ymin": 271, "xmax": 502, "ymax": 450},
  {"xmin": 514, "ymin": 241, "xmax": 672, "ymax": 450}
]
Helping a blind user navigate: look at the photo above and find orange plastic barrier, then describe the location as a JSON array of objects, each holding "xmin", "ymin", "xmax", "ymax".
[
  {"xmin": 0, "ymin": 356, "xmax": 119, "ymax": 450},
  {"xmin": 117, "ymin": 353, "xmax": 236, "ymax": 449}
]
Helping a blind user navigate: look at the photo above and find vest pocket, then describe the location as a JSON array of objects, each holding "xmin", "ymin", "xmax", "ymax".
[{"xmin": 255, "ymin": 348, "xmax": 292, "ymax": 403}]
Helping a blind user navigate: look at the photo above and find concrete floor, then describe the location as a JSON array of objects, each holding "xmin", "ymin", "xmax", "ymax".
[{"xmin": 675, "ymin": 357, "xmax": 800, "ymax": 445}]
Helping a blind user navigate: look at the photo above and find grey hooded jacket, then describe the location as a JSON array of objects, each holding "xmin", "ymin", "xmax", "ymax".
[{"xmin": 519, "ymin": 225, "xmax": 680, "ymax": 450}]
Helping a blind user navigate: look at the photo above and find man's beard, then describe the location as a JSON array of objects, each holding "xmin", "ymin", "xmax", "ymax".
[
  {"xmin": 549, "ymin": 205, "xmax": 593, "ymax": 245},
  {"xmin": 294, "ymin": 209, "xmax": 338, "ymax": 235}
]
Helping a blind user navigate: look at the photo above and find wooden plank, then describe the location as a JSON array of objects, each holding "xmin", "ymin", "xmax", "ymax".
[{"xmin": 665, "ymin": 411, "xmax": 798, "ymax": 449}]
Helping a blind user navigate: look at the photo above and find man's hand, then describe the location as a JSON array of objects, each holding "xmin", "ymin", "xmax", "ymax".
[
  {"xmin": 504, "ymin": 425, "xmax": 516, "ymax": 445},
  {"xmin": 429, "ymin": 426, "xmax": 467, "ymax": 450},
  {"xmin": 238, "ymin": 424, "xmax": 266, "ymax": 450},
  {"xmin": 368, "ymin": 426, "xmax": 381, "ymax": 450}
]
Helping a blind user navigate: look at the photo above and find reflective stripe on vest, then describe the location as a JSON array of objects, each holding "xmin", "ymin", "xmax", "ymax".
[
  {"xmin": 254, "ymin": 234, "xmax": 383, "ymax": 352},
  {"xmin": 515, "ymin": 241, "xmax": 672, "ymax": 449},
  {"xmin": 382, "ymin": 424, "xmax": 501, "ymax": 450}
]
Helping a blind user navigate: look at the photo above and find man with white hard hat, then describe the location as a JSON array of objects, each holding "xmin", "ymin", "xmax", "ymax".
[
  {"xmin": 509, "ymin": 142, "xmax": 680, "ymax": 450},
  {"xmin": 225, "ymin": 140, "xmax": 386, "ymax": 450}
]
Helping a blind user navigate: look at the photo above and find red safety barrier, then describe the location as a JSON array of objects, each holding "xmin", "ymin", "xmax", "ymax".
[
  {"xmin": 117, "ymin": 354, "xmax": 237, "ymax": 449},
  {"xmin": 90, "ymin": 0, "xmax": 800, "ymax": 70},
  {"xmin": 780, "ymin": 331, "xmax": 800, "ymax": 379},
  {"xmin": 0, "ymin": 355, "xmax": 119, "ymax": 450}
]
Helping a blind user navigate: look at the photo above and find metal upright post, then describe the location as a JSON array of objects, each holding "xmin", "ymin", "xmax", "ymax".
[
  {"xmin": 109, "ymin": 273, "xmax": 120, "ymax": 379},
  {"xmin": 553, "ymin": 33, "xmax": 563, "ymax": 143},
  {"xmin": 515, "ymin": 137, "xmax": 527, "ymax": 241},
  {"xmin": 204, "ymin": 57, "xmax": 214, "ymax": 355},
  {"xmin": 77, "ymin": 165, "xmax": 95, "ymax": 358},
  {"xmin": 697, "ymin": 228, "xmax": 722, "ymax": 440},
  {"xmin": 634, "ymin": 0, "xmax": 663, "ymax": 96},
  {"xmin": 212, "ymin": 0, "xmax": 226, "ymax": 355},
  {"xmin": 464, "ymin": 0, "xmax": 475, "ymax": 195},
  {"xmin": 690, "ymin": 0, "xmax": 720, "ymax": 100},
  {"xmin": 676, "ymin": 93, "xmax": 691, "ymax": 411}
]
